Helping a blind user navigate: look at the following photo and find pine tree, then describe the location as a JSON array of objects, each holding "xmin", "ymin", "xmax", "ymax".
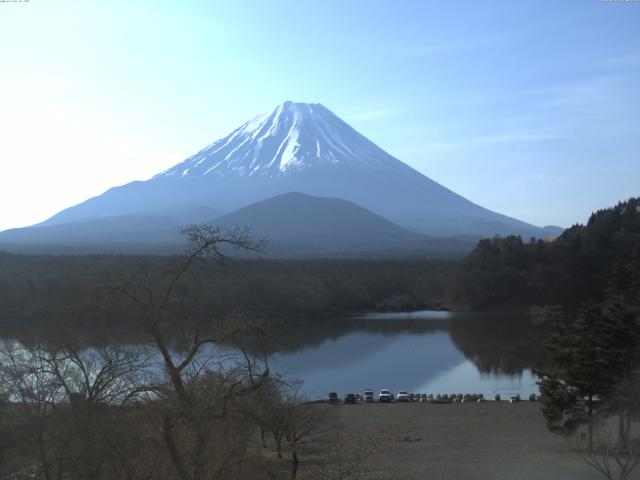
[
  {"xmin": 537, "ymin": 304, "xmax": 618, "ymax": 449},
  {"xmin": 538, "ymin": 258, "xmax": 640, "ymax": 450},
  {"xmin": 599, "ymin": 256, "xmax": 640, "ymax": 446}
]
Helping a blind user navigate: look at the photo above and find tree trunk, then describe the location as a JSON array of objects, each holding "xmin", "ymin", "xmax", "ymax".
[
  {"xmin": 587, "ymin": 393, "xmax": 594, "ymax": 451},
  {"xmin": 192, "ymin": 425, "xmax": 208, "ymax": 480},
  {"xmin": 619, "ymin": 412, "xmax": 627, "ymax": 446},
  {"xmin": 260, "ymin": 426, "xmax": 267, "ymax": 448},
  {"xmin": 37, "ymin": 426, "xmax": 51, "ymax": 480},
  {"xmin": 272, "ymin": 432, "xmax": 282, "ymax": 459},
  {"xmin": 291, "ymin": 450, "xmax": 299, "ymax": 480},
  {"xmin": 162, "ymin": 413, "xmax": 192, "ymax": 480}
]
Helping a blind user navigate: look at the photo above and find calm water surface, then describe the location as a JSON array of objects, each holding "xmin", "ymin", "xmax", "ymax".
[
  {"xmin": 269, "ymin": 310, "xmax": 540, "ymax": 399},
  {"xmin": 1, "ymin": 310, "xmax": 543, "ymax": 401}
]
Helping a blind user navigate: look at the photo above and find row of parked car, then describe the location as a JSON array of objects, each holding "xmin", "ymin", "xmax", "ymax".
[
  {"xmin": 328, "ymin": 391, "xmax": 536, "ymax": 404},
  {"xmin": 328, "ymin": 389, "xmax": 413, "ymax": 404}
]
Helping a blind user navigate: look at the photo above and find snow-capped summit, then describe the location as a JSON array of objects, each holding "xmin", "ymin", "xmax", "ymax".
[{"xmin": 157, "ymin": 102, "xmax": 408, "ymax": 178}]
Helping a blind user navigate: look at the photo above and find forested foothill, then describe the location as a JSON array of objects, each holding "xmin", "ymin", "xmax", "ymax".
[
  {"xmin": 452, "ymin": 197, "xmax": 640, "ymax": 310},
  {"xmin": 0, "ymin": 252, "xmax": 453, "ymax": 337},
  {"xmin": 2, "ymin": 198, "xmax": 638, "ymax": 329}
]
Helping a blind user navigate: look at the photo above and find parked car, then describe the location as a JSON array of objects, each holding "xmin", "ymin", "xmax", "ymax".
[
  {"xmin": 328, "ymin": 392, "xmax": 339, "ymax": 404},
  {"xmin": 379, "ymin": 389, "xmax": 393, "ymax": 402},
  {"xmin": 396, "ymin": 391, "xmax": 409, "ymax": 402},
  {"xmin": 344, "ymin": 393, "xmax": 357, "ymax": 404},
  {"xmin": 363, "ymin": 390, "xmax": 374, "ymax": 402},
  {"xmin": 462, "ymin": 394, "xmax": 483, "ymax": 403}
]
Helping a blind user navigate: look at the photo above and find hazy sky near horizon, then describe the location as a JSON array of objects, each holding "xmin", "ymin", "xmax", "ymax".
[{"xmin": 1, "ymin": 0, "xmax": 639, "ymax": 231}]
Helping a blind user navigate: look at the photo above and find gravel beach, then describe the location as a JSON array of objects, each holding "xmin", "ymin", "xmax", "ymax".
[{"xmin": 333, "ymin": 401, "xmax": 601, "ymax": 480}]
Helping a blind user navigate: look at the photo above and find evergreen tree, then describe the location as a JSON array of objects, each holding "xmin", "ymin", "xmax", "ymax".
[
  {"xmin": 538, "ymin": 264, "xmax": 640, "ymax": 450},
  {"xmin": 537, "ymin": 304, "xmax": 618, "ymax": 448},
  {"xmin": 601, "ymin": 299, "xmax": 640, "ymax": 445},
  {"xmin": 599, "ymin": 257, "xmax": 640, "ymax": 445}
]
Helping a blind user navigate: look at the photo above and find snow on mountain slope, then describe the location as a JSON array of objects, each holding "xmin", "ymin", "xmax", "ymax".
[{"xmin": 157, "ymin": 101, "xmax": 411, "ymax": 178}]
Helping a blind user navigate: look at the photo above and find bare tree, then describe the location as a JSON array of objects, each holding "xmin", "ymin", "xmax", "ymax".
[
  {"xmin": 580, "ymin": 425, "xmax": 640, "ymax": 480},
  {"xmin": 104, "ymin": 225, "xmax": 271, "ymax": 480},
  {"xmin": 0, "ymin": 331, "xmax": 155, "ymax": 480},
  {"xmin": 247, "ymin": 382, "xmax": 387, "ymax": 480},
  {"xmin": 0, "ymin": 340, "xmax": 66, "ymax": 479}
]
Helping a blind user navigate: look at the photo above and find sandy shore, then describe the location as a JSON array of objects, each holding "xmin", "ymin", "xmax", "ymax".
[{"xmin": 332, "ymin": 401, "xmax": 601, "ymax": 480}]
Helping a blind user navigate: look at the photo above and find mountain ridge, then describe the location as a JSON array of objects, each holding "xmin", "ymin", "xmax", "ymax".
[{"xmin": 0, "ymin": 192, "xmax": 478, "ymax": 257}]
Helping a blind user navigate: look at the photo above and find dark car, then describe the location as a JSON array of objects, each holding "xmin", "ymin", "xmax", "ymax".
[
  {"xmin": 344, "ymin": 393, "xmax": 357, "ymax": 404},
  {"xmin": 328, "ymin": 392, "xmax": 339, "ymax": 404},
  {"xmin": 363, "ymin": 390, "xmax": 374, "ymax": 402}
]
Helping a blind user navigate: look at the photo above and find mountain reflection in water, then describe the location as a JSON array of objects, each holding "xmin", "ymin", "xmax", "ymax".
[
  {"xmin": 0, "ymin": 310, "xmax": 547, "ymax": 400},
  {"xmin": 269, "ymin": 310, "xmax": 545, "ymax": 399}
]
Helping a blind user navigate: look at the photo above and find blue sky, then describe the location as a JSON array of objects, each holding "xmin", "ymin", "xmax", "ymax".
[{"xmin": 0, "ymin": 0, "xmax": 638, "ymax": 230}]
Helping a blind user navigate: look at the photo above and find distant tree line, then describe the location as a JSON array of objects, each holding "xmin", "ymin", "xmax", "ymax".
[
  {"xmin": 452, "ymin": 197, "xmax": 640, "ymax": 309},
  {"xmin": 0, "ymin": 252, "xmax": 453, "ymax": 334}
]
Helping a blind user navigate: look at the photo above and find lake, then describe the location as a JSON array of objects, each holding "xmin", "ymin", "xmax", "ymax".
[
  {"xmin": 268, "ymin": 310, "xmax": 543, "ymax": 399},
  {"xmin": 0, "ymin": 310, "xmax": 546, "ymax": 401}
]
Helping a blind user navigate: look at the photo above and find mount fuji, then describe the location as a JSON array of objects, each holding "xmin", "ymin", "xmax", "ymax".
[{"xmin": 0, "ymin": 101, "xmax": 561, "ymax": 254}]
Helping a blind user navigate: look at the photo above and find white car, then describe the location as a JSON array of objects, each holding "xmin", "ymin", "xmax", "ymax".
[
  {"xmin": 396, "ymin": 390, "xmax": 409, "ymax": 402},
  {"xmin": 378, "ymin": 389, "xmax": 393, "ymax": 403},
  {"xmin": 396, "ymin": 391, "xmax": 409, "ymax": 402}
]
